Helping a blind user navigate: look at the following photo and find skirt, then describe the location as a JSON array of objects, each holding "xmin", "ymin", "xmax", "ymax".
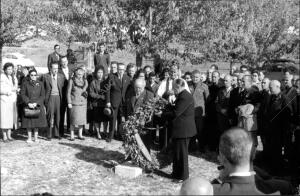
[{"xmin": 70, "ymin": 105, "xmax": 87, "ymax": 126}]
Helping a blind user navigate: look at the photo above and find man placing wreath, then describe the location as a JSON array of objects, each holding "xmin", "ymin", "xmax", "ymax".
[
  {"xmin": 156, "ymin": 78, "xmax": 196, "ymax": 182},
  {"xmin": 125, "ymin": 79, "xmax": 154, "ymax": 152}
]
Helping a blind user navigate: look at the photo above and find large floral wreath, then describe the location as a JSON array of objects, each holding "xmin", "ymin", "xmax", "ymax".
[{"xmin": 122, "ymin": 97, "xmax": 168, "ymax": 170}]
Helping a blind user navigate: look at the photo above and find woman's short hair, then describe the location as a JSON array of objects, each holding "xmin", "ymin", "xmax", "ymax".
[
  {"xmin": 3, "ymin": 62, "xmax": 14, "ymax": 71},
  {"xmin": 28, "ymin": 69, "xmax": 37, "ymax": 76},
  {"xmin": 94, "ymin": 66, "xmax": 105, "ymax": 76}
]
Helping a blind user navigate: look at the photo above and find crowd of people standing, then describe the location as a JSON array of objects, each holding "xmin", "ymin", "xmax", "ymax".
[{"xmin": 1, "ymin": 43, "xmax": 300, "ymax": 193}]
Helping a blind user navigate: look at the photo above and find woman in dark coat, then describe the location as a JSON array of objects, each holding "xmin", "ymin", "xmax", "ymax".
[
  {"xmin": 89, "ymin": 66, "xmax": 108, "ymax": 139},
  {"xmin": 20, "ymin": 69, "xmax": 47, "ymax": 143}
]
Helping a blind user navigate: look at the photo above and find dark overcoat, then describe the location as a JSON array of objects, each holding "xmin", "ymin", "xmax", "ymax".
[
  {"xmin": 20, "ymin": 78, "xmax": 47, "ymax": 128},
  {"xmin": 163, "ymin": 89, "xmax": 197, "ymax": 139}
]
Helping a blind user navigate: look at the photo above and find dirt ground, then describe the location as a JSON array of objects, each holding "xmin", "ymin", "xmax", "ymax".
[{"xmin": 1, "ymin": 129, "xmax": 219, "ymax": 195}]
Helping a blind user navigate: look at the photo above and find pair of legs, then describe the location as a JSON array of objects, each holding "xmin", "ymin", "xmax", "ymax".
[
  {"xmin": 27, "ymin": 128, "xmax": 39, "ymax": 143},
  {"xmin": 94, "ymin": 121, "xmax": 108, "ymax": 139},
  {"xmin": 47, "ymin": 95, "xmax": 61, "ymax": 139},
  {"xmin": 70, "ymin": 125, "xmax": 84, "ymax": 140},
  {"xmin": 2, "ymin": 129, "xmax": 13, "ymax": 141}
]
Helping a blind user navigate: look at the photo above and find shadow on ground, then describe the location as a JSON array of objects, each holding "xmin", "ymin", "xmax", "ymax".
[{"xmin": 59, "ymin": 142, "xmax": 125, "ymax": 168}]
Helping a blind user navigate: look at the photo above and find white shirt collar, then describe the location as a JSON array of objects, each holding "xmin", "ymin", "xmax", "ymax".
[
  {"xmin": 51, "ymin": 74, "xmax": 58, "ymax": 80},
  {"xmin": 229, "ymin": 171, "xmax": 256, "ymax": 177}
]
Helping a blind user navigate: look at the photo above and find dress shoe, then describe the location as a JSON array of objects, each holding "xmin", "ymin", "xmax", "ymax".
[
  {"xmin": 2, "ymin": 139, "xmax": 9, "ymax": 143},
  {"xmin": 78, "ymin": 137, "xmax": 85, "ymax": 140},
  {"xmin": 69, "ymin": 138, "xmax": 75, "ymax": 141},
  {"xmin": 172, "ymin": 179, "xmax": 183, "ymax": 183}
]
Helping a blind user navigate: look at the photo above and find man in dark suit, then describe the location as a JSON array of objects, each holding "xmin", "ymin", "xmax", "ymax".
[
  {"xmin": 282, "ymin": 75, "xmax": 298, "ymax": 166},
  {"xmin": 257, "ymin": 77, "xmax": 271, "ymax": 155},
  {"xmin": 264, "ymin": 80, "xmax": 291, "ymax": 175},
  {"xmin": 159, "ymin": 78, "xmax": 196, "ymax": 181},
  {"xmin": 229, "ymin": 73, "xmax": 244, "ymax": 126},
  {"xmin": 106, "ymin": 63, "xmax": 130, "ymax": 142},
  {"xmin": 47, "ymin": 44, "xmax": 61, "ymax": 72},
  {"xmin": 206, "ymin": 71, "xmax": 223, "ymax": 151},
  {"xmin": 58, "ymin": 56, "xmax": 74, "ymax": 137},
  {"xmin": 94, "ymin": 42, "xmax": 110, "ymax": 75},
  {"xmin": 212, "ymin": 127, "xmax": 294, "ymax": 195},
  {"xmin": 213, "ymin": 127, "xmax": 264, "ymax": 195},
  {"xmin": 42, "ymin": 63, "xmax": 66, "ymax": 140},
  {"xmin": 125, "ymin": 79, "xmax": 154, "ymax": 151}
]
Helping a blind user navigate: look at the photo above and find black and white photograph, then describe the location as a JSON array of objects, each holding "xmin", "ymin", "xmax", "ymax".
[{"xmin": 0, "ymin": 0, "xmax": 299, "ymax": 195}]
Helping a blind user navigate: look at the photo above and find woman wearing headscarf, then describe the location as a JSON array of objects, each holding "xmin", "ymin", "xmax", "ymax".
[
  {"xmin": 67, "ymin": 67, "xmax": 88, "ymax": 140},
  {"xmin": 20, "ymin": 69, "xmax": 47, "ymax": 142},
  {"xmin": 89, "ymin": 66, "xmax": 109, "ymax": 139},
  {"xmin": 0, "ymin": 63, "xmax": 18, "ymax": 142}
]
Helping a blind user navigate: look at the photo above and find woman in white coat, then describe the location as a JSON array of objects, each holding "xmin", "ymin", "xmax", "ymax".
[{"xmin": 0, "ymin": 63, "xmax": 18, "ymax": 142}]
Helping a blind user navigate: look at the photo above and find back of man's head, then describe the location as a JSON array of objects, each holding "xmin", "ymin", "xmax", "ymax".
[
  {"xmin": 180, "ymin": 177, "xmax": 213, "ymax": 195},
  {"xmin": 219, "ymin": 127, "xmax": 253, "ymax": 167}
]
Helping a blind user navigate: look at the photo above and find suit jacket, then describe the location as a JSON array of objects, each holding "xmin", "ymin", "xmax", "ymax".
[
  {"xmin": 94, "ymin": 52, "xmax": 110, "ymax": 74},
  {"xmin": 147, "ymin": 81, "xmax": 159, "ymax": 95},
  {"xmin": 125, "ymin": 89, "xmax": 154, "ymax": 118},
  {"xmin": 258, "ymin": 89, "xmax": 271, "ymax": 135},
  {"xmin": 215, "ymin": 87, "xmax": 232, "ymax": 116},
  {"xmin": 106, "ymin": 73, "xmax": 130, "ymax": 108},
  {"xmin": 213, "ymin": 175, "xmax": 264, "ymax": 195},
  {"xmin": 41, "ymin": 73, "xmax": 66, "ymax": 105},
  {"xmin": 229, "ymin": 87, "xmax": 243, "ymax": 126},
  {"xmin": 47, "ymin": 52, "xmax": 61, "ymax": 70},
  {"xmin": 162, "ymin": 89, "xmax": 196, "ymax": 139},
  {"xmin": 190, "ymin": 82, "xmax": 209, "ymax": 117},
  {"xmin": 283, "ymin": 86, "xmax": 298, "ymax": 122},
  {"xmin": 264, "ymin": 93, "xmax": 291, "ymax": 136},
  {"xmin": 58, "ymin": 67, "xmax": 75, "ymax": 104}
]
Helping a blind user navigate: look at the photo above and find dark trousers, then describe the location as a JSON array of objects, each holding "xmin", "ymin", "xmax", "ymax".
[
  {"xmin": 206, "ymin": 112, "xmax": 218, "ymax": 151},
  {"xmin": 159, "ymin": 121, "xmax": 172, "ymax": 150},
  {"xmin": 46, "ymin": 95, "xmax": 61, "ymax": 138},
  {"xmin": 189, "ymin": 116, "xmax": 205, "ymax": 152},
  {"xmin": 109, "ymin": 106, "xmax": 122, "ymax": 140},
  {"xmin": 59, "ymin": 101, "xmax": 70, "ymax": 136},
  {"xmin": 265, "ymin": 133, "xmax": 283, "ymax": 175},
  {"xmin": 172, "ymin": 138, "xmax": 190, "ymax": 181}
]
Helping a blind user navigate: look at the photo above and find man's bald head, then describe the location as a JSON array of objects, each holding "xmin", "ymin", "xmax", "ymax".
[
  {"xmin": 270, "ymin": 80, "xmax": 281, "ymax": 95},
  {"xmin": 224, "ymin": 74, "xmax": 232, "ymax": 88},
  {"xmin": 180, "ymin": 177, "xmax": 213, "ymax": 195},
  {"xmin": 134, "ymin": 78, "xmax": 146, "ymax": 96},
  {"xmin": 283, "ymin": 74, "xmax": 293, "ymax": 88}
]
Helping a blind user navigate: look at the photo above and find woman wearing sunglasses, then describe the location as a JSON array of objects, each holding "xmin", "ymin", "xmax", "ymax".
[{"xmin": 20, "ymin": 69, "xmax": 47, "ymax": 143}]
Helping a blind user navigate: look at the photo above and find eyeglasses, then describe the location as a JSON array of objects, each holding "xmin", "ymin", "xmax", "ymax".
[{"xmin": 30, "ymin": 74, "xmax": 37, "ymax": 76}]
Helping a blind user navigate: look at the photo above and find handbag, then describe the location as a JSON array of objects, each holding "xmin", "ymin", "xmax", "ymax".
[{"xmin": 24, "ymin": 105, "xmax": 41, "ymax": 118}]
